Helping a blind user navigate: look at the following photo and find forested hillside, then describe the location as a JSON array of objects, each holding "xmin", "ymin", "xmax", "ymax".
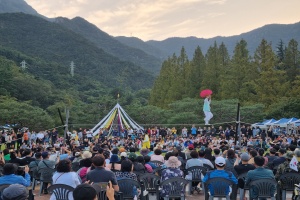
[
  {"xmin": 149, "ymin": 39, "xmax": 300, "ymax": 122},
  {"xmin": 0, "ymin": 13, "xmax": 154, "ymax": 90}
]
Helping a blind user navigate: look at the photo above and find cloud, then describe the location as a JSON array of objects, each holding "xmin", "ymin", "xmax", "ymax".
[{"xmin": 24, "ymin": 0, "xmax": 300, "ymax": 41}]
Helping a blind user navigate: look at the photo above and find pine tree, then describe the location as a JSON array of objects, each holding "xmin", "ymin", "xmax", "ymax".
[
  {"xmin": 283, "ymin": 39, "xmax": 300, "ymax": 81},
  {"xmin": 220, "ymin": 39, "xmax": 256, "ymax": 102},
  {"xmin": 186, "ymin": 46, "xmax": 206, "ymax": 98},
  {"xmin": 276, "ymin": 39, "xmax": 285, "ymax": 63},
  {"xmin": 202, "ymin": 41, "xmax": 222, "ymax": 98},
  {"xmin": 254, "ymin": 39, "xmax": 288, "ymax": 106}
]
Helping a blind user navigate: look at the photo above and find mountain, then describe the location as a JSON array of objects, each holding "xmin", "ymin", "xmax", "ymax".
[
  {"xmin": 55, "ymin": 17, "xmax": 163, "ymax": 74},
  {"xmin": 115, "ymin": 36, "xmax": 168, "ymax": 60},
  {"xmin": 0, "ymin": 13, "xmax": 154, "ymax": 90},
  {"xmin": 0, "ymin": 0, "xmax": 48, "ymax": 19},
  {"xmin": 145, "ymin": 22, "xmax": 300, "ymax": 59}
]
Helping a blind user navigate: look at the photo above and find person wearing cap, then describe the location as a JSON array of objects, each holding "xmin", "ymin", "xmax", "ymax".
[
  {"xmin": 202, "ymin": 157, "xmax": 237, "ymax": 197},
  {"xmin": 0, "ymin": 163, "xmax": 31, "ymax": 187},
  {"xmin": 272, "ymin": 148, "xmax": 287, "ymax": 168},
  {"xmin": 1, "ymin": 184, "xmax": 29, "ymax": 200},
  {"xmin": 234, "ymin": 153, "xmax": 255, "ymax": 175},
  {"xmin": 37, "ymin": 151, "xmax": 57, "ymax": 194},
  {"xmin": 245, "ymin": 156, "xmax": 276, "ymax": 200},
  {"xmin": 275, "ymin": 151, "xmax": 300, "ymax": 180},
  {"xmin": 185, "ymin": 144, "xmax": 194, "ymax": 160},
  {"xmin": 86, "ymin": 155, "xmax": 119, "ymax": 191},
  {"xmin": 160, "ymin": 156, "xmax": 184, "ymax": 198}
]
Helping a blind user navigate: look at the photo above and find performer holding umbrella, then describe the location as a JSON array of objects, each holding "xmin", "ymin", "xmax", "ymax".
[{"xmin": 200, "ymin": 89, "xmax": 213, "ymax": 125}]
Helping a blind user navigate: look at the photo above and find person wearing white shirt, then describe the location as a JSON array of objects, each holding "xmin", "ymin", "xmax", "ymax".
[{"xmin": 51, "ymin": 159, "xmax": 81, "ymax": 200}]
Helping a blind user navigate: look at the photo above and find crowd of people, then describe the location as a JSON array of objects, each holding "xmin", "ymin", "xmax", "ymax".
[{"xmin": 0, "ymin": 123, "xmax": 300, "ymax": 199}]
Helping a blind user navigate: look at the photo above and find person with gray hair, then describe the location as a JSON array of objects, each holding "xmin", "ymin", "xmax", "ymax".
[{"xmin": 2, "ymin": 184, "xmax": 28, "ymax": 200}]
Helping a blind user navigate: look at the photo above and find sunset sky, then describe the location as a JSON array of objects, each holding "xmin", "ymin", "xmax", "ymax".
[{"xmin": 25, "ymin": 0, "xmax": 300, "ymax": 41}]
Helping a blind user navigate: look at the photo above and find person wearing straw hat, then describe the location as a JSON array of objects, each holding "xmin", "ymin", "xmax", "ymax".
[{"xmin": 160, "ymin": 156, "xmax": 184, "ymax": 198}]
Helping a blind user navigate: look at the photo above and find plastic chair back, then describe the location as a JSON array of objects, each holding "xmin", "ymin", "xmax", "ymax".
[
  {"xmin": 204, "ymin": 177, "xmax": 235, "ymax": 198},
  {"xmin": 48, "ymin": 184, "xmax": 74, "ymax": 200},
  {"xmin": 159, "ymin": 177, "xmax": 189, "ymax": 199},
  {"xmin": 139, "ymin": 173, "xmax": 160, "ymax": 194},
  {"xmin": 186, "ymin": 166, "xmax": 207, "ymax": 181},
  {"xmin": 249, "ymin": 178, "xmax": 277, "ymax": 198},
  {"xmin": 151, "ymin": 161, "xmax": 163, "ymax": 167}
]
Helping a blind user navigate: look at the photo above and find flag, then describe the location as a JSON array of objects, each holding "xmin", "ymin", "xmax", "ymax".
[{"xmin": 290, "ymin": 156, "xmax": 299, "ymax": 171}]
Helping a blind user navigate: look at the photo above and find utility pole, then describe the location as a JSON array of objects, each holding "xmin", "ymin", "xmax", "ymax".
[
  {"xmin": 235, "ymin": 103, "xmax": 241, "ymax": 145},
  {"xmin": 63, "ymin": 108, "xmax": 69, "ymax": 147},
  {"xmin": 70, "ymin": 61, "xmax": 75, "ymax": 77}
]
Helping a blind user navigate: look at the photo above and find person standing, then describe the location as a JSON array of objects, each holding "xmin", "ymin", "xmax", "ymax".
[
  {"xmin": 51, "ymin": 128, "xmax": 58, "ymax": 146},
  {"xmin": 203, "ymin": 95, "xmax": 213, "ymax": 125}
]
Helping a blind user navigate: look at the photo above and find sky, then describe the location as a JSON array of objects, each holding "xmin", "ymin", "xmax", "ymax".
[{"xmin": 24, "ymin": 0, "xmax": 300, "ymax": 41}]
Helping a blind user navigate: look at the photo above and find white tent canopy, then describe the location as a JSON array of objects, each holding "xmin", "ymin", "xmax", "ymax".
[{"xmin": 91, "ymin": 103, "xmax": 143, "ymax": 136}]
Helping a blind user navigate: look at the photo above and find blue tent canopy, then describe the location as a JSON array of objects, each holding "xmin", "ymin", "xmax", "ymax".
[
  {"xmin": 274, "ymin": 118, "xmax": 289, "ymax": 124},
  {"xmin": 287, "ymin": 117, "xmax": 298, "ymax": 123}
]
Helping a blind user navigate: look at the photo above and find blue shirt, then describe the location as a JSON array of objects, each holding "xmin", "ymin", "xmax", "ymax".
[
  {"xmin": 203, "ymin": 98, "xmax": 210, "ymax": 112},
  {"xmin": 202, "ymin": 170, "xmax": 237, "ymax": 196},
  {"xmin": 0, "ymin": 173, "xmax": 31, "ymax": 187}
]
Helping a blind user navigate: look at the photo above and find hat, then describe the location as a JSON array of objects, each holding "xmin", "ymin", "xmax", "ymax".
[
  {"xmin": 41, "ymin": 151, "xmax": 49, "ymax": 159},
  {"xmin": 165, "ymin": 156, "xmax": 181, "ymax": 168},
  {"xmin": 234, "ymin": 145, "xmax": 241, "ymax": 150},
  {"xmin": 215, "ymin": 157, "xmax": 226, "ymax": 166},
  {"xmin": 295, "ymin": 149, "xmax": 300, "ymax": 162},
  {"xmin": 285, "ymin": 151, "xmax": 294, "ymax": 160},
  {"xmin": 92, "ymin": 147, "xmax": 98, "ymax": 152},
  {"xmin": 75, "ymin": 152, "xmax": 81, "ymax": 157},
  {"xmin": 140, "ymin": 148, "xmax": 150, "ymax": 156},
  {"xmin": 110, "ymin": 154, "xmax": 120, "ymax": 163},
  {"xmin": 73, "ymin": 184, "xmax": 97, "ymax": 200},
  {"xmin": 82, "ymin": 151, "xmax": 92, "ymax": 159},
  {"xmin": 120, "ymin": 152, "xmax": 127, "ymax": 157},
  {"xmin": 119, "ymin": 147, "xmax": 126, "ymax": 153},
  {"xmin": 2, "ymin": 184, "xmax": 29, "ymax": 200},
  {"xmin": 128, "ymin": 152, "xmax": 137, "ymax": 160},
  {"xmin": 188, "ymin": 144, "xmax": 194, "ymax": 150},
  {"xmin": 240, "ymin": 153, "xmax": 250, "ymax": 161},
  {"xmin": 176, "ymin": 146, "xmax": 182, "ymax": 151}
]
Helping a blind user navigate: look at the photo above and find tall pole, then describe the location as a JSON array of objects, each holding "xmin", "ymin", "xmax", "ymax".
[
  {"xmin": 63, "ymin": 108, "xmax": 69, "ymax": 147},
  {"xmin": 235, "ymin": 103, "xmax": 240, "ymax": 144}
]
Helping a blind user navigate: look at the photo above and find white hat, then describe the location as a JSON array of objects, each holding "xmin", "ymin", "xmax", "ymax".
[
  {"xmin": 215, "ymin": 157, "xmax": 226, "ymax": 166},
  {"xmin": 120, "ymin": 152, "xmax": 127, "ymax": 157}
]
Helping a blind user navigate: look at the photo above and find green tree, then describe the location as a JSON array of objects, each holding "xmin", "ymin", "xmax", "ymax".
[
  {"xmin": 283, "ymin": 39, "xmax": 300, "ymax": 81},
  {"xmin": 254, "ymin": 39, "xmax": 288, "ymax": 106},
  {"xmin": 186, "ymin": 46, "xmax": 206, "ymax": 98},
  {"xmin": 220, "ymin": 39, "xmax": 257, "ymax": 102},
  {"xmin": 0, "ymin": 56, "xmax": 13, "ymax": 95},
  {"xmin": 202, "ymin": 42, "xmax": 222, "ymax": 98},
  {"xmin": 0, "ymin": 96, "xmax": 54, "ymax": 130}
]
